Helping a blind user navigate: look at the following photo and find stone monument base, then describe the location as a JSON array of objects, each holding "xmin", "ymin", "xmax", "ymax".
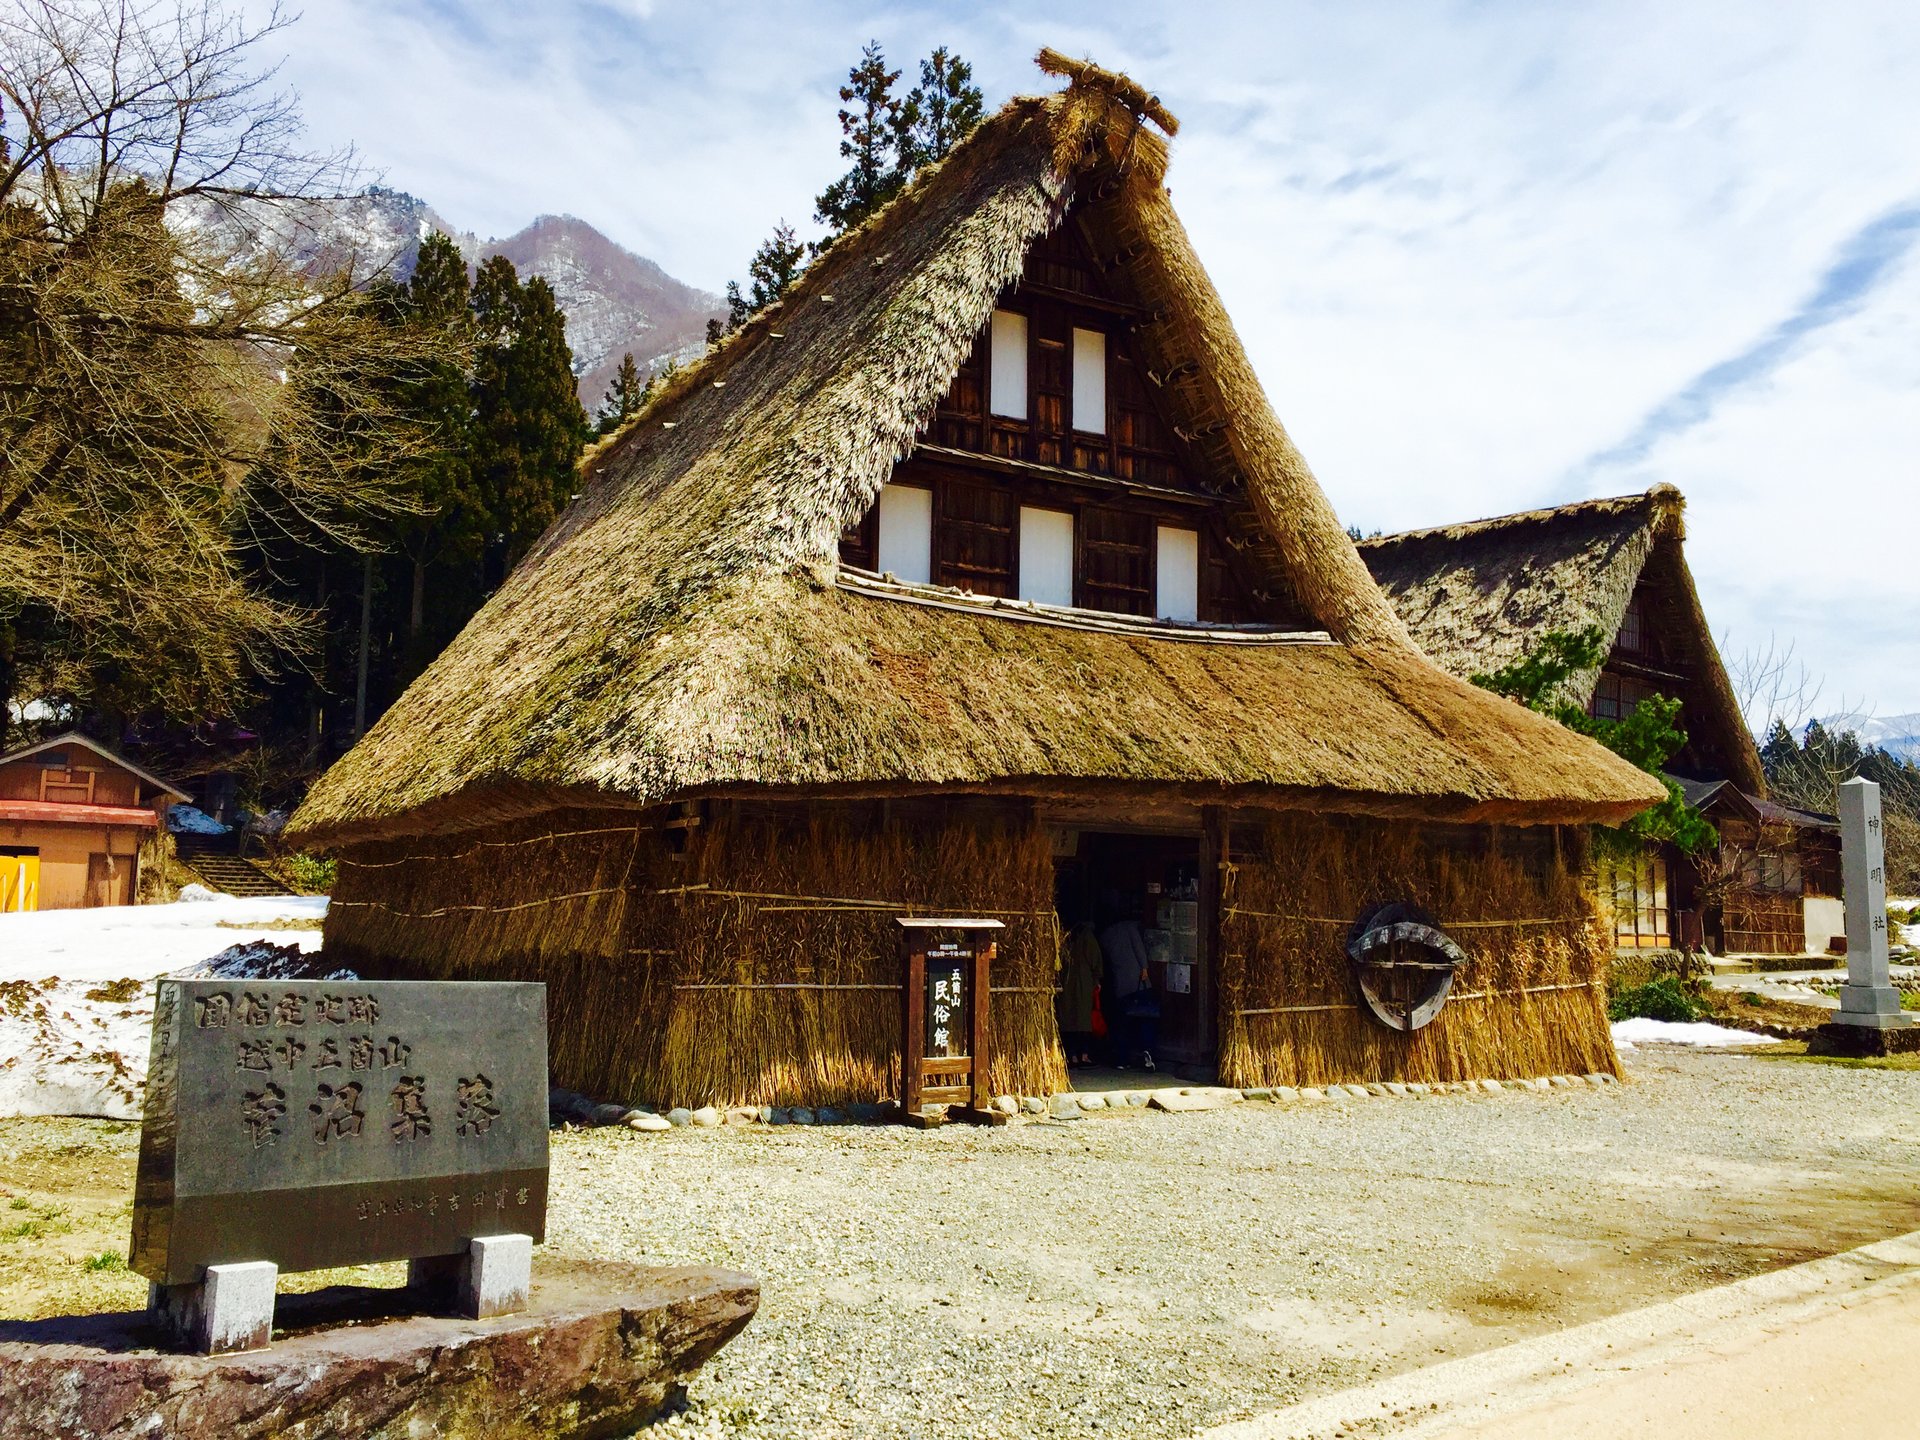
[
  {"xmin": 1809, "ymin": 1022, "xmax": 1920, "ymax": 1058},
  {"xmin": 0, "ymin": 1261, "xmax": 757, "ymax": 1440}
]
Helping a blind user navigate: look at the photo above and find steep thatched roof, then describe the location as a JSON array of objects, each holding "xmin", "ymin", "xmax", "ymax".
[
  {"xmin": 1358, "ymin": 485, "xmax": 1764, "ymax": 793},
  {"xmin": 290, "ymin": 56, "xmax": 1662, "ymax": 849}
]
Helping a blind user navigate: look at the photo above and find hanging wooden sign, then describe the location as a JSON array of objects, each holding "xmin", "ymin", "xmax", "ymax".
[{"xmin": 896, "ymin": 918, "xmax": 1006, "ymax": 1127}]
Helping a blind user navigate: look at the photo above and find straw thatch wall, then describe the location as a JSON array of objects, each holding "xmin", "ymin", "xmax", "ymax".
[
  {"xmin": 629, "ymin": 799, "xmax": 1065, "ymax": 1107},
  {"xmin": 322, "ymin": 811, "xmax": 653, "ymax": 1093},
  {"xmin": 1218, "ymin": 813, "xmax": 1618, "ymax": 1087},
  {"xmin": 322, "ymin": 799, "xmax": 1066, "ymax": 1108}
]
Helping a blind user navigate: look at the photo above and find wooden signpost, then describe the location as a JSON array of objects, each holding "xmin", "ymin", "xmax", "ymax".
[{"xmin": 897, "ymin": 918, "xmax": 1006, "ymax": 1127}]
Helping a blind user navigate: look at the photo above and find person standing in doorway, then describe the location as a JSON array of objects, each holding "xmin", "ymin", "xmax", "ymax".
[
  {"xmin": 1058, "ymin": 918, "xmax": 1102, "ymax": 1067},
  {"xmin": 1098, "ymin": 894, "xmax": 1159, "ymax": 1071}
]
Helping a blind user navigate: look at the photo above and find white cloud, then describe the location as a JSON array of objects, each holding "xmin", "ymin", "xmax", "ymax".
[{"xmin": 263, "ymin": 0, "xmax": 1920, "ymax": 714}]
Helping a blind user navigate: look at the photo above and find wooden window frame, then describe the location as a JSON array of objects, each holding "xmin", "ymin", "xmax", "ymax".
[{"xmin": 1608, "ymin": 849, "xmax": 1671, "ymax": 949}]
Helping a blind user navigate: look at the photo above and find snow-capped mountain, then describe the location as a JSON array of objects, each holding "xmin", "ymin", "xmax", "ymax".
[
  {"xmin": 189, "ymin": 187, "xmax": 722, "ymax": 409},
  {"xmin": 1820, "ymin": 713, "xmax": 1920, "ymax": 763},
  {"xmin": 483, "ymin": 214, "xmax": 721, "ymax": 413}
]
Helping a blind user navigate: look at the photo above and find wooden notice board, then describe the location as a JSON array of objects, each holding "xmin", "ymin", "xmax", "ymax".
[{"xmin": 897, "ymin": 918, "xmax": 1004, "ymax": 1126}]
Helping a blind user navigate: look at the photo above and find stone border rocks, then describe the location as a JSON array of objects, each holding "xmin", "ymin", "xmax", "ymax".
[{"xmin": 551, "ymin": 1073, "xmax": 1620, "ymax": 1138}]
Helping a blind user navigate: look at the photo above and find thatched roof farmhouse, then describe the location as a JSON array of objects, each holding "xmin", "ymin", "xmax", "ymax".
[
  {"xmin": 1361, "ymin": 488, "xmax": 1841, "ymax": 959},
  {"xmin": 292, "ymin": 54, "xmax": 1663, "ymax": 1108}
]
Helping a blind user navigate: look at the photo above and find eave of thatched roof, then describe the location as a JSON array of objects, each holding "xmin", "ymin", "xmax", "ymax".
[
  {"xmin": 1358, "ymin": 484, "xmax": 1764, "ymax": 794},
  {"xmin": 289, "ymin": 55, "xmax": 1661, "ymax": 850}
]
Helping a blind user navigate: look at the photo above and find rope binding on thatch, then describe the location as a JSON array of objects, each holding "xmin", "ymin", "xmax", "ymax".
[
  {"xmin": 647, "ymin": 882, "xmax": 1050, "ymax": 918},
  {"xmin": 1230, "ymin": 979, "xmax": 1603, "ymax": 1016},
  {"xmin": 1222, "ymin": 907, "xmax": 1587, "ymax": 929}
]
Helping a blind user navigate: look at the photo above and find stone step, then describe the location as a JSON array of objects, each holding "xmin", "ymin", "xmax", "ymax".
[{"xmin": 178, "ymin": 855, "xmax": 295, "ymax": 898}]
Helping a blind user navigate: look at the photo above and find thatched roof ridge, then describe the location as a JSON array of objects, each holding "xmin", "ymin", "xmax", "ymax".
[
  {"xmin": 1358, "ymin": 484, "xmax": 1763, "ymax": 793},
  {"xmin": 289, "ymin": 57, "xmax": 1660, "ymax": 849}
]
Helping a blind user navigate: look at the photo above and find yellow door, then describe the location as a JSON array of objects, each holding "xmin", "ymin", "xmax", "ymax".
[{"xmin": 1, "ymin": 854, "xmax": 40, "ymax": 912}]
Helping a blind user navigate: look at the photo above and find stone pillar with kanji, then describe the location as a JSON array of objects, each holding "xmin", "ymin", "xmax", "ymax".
[{"xmin": 1834, "ymin": 777, "xmax": 1911, "ymax": 1031}]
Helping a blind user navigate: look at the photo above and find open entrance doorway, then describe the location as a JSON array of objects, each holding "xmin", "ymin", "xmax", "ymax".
[{"xmin": 1053, "ymin": 829, "xmax": 1210, "ymax": 1074}]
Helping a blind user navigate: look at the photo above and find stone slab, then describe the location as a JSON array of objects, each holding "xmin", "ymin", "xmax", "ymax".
[
  {"xmin": 1809, "ymin": 1022, "xmax": 1920, "ymax": 1058},
  {"xmin": 134, "ymin": 980, "xmax": 548, "ymax": 1286},
  {"xmin": 0, "ymin": 1261, "xmax": 756, "ymax": 1440},
  {"xmin": 1147, "ymin": 1088, "xmax": 1233, "ymax": 1113},
  {"xmin": 150, "ymin": 1260, "xmax": 277, "ymax": 1355}
]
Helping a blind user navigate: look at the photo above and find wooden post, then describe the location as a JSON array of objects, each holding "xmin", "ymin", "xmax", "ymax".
[
  {"xmin": 1201, "ymin": 806, "xmax": 1225, "ymax": 1064},
  {"xmin": 971, "ymin": 941, "xmax": 994, "ymax": 1110},
  {"xmin": 901, "ymin": 939, "xmax": 928, "ymax": 1117}
]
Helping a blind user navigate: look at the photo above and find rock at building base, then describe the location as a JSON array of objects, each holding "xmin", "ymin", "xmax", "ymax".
[
  {"xmin": 0, "ymin": 1261, "xmax": 757, "ymax": 1440},
  {"xmin": 1147, "ymin": 1088, "xmax": 1232, "ymax": 1113}
]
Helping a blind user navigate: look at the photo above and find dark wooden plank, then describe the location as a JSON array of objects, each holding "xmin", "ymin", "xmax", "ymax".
[
  {"xmin": 971, "ymin": 942, "xmax": 994, "ymax": 1108},
  {"xmin": 901, "ymin": 943, "xmax": 927, "ymax": 1116}
]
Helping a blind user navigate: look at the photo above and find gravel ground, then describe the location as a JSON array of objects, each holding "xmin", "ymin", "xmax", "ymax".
[
  {"xmin": 544, "ymin": 1046, "xmax": 1920, "ymax": 1439},
  {"xmin": 6, "ymin": 1046, "xmax": 1917, "ymax": 1438}
]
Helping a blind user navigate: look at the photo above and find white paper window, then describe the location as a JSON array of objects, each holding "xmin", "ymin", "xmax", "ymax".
[
  {"xmin": 1072, "ymin": 327, "xmax": 1106, "ymax": 435},
  {"xmin": 1018, "ymin": 507, "xmax": 1075, "ymax": 608},
  {"xmin": 877, "ymin": 484, "xmax": 933, "ymax": 585},
  {"xmin": 1156, "ymin": 526, "xmax": 1199, "ymax": 622},
  {"xmin": 990, "ymin": 310, "xmax": 1028, "ymax": 419}
]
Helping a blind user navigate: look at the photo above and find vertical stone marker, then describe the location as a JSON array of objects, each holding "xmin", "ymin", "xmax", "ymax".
[{"xmin": 1822, "ymin": 778, "xmax": 1914, "ymax": 1052}]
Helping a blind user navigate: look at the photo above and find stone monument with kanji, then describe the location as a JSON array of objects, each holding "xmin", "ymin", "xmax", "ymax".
[{"xmin": 1817, "ymin": 777, "xmax": 1917, "ymax": 1056}]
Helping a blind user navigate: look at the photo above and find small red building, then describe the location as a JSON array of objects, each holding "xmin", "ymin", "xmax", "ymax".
[{"xmin": 0, "ymin": 732, "xmax": 188, "ymax": 910}]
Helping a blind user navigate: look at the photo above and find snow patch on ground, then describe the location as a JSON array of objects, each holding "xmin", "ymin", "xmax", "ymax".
[
  {"xmin": 0, "ymin": 893, "xmax": 333, "ymax": 1119},
  {"xmin": 1612, "ymin": 1017, "xmax": 1781, "ymax": 1049}
]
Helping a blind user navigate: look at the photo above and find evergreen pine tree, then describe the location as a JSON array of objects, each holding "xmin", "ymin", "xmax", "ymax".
[
  {"xmin": 386, "ymin": 232, "xmax": 482, "ymax": 667},
  {"xmin": 814, "ymin": 41, "xmax": 906, "ymax": 237},
  {"xmin": 1759, "ymin": 718, "xmax": 1800, "ymax": 775},
  {"xmin": 596, "ymin": 352, "xmax": 646, "ymax": 434},
  {"xmin": 899, "ymin": 46, "xmax": 984, "ymax": 172},
  {"xmin": 470, "ymin": 259, "xmax": 589, "ymax": 570}
]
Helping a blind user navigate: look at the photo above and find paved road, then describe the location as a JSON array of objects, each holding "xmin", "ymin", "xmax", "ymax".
[{"xmin": 1197, "ymin": 1230, "xmax": 1920, "ymax": 1440}]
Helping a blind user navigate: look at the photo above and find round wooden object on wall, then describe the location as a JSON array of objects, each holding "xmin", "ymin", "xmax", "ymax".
[{"xmin": 1345, "ymin": 901, "xmax": 1470, "ymax": 1033}]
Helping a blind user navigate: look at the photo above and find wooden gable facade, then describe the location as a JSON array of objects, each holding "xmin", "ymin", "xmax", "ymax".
[
  {"xmin": 1584, "ymin": 539, "xmax": 1752, "ymax": 787},
  {"xmin": 840, "ymin": 214, "xmax": 1273, "ymax": 626}
]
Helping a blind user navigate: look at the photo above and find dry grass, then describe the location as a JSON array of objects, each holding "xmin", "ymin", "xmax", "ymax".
[
  {"xmin": 1217, "ymin": 814, "xmax": 1618, "ymax": 1087},
  {"xmin": 1358, "ymin": 489, "xmax": 1764, "ymax": 795},
  {"xmin": 622, "ymin": 801, "xmax": 1064, "ymax": 1108}
]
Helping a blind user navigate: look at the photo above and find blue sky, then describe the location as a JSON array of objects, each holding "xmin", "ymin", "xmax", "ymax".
[{"xmin": 276, "ymin": 0, "xmax": 1920, "ymax": 719}]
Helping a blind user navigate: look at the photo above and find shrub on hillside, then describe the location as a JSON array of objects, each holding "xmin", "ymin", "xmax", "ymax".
[
  {"xmin": 283, "ymin": 853, "xmax": 337, "ymax": 895},
  {"xmin": 1607, "ymin": 976, "xmax": 1706, "ymax": 1024}
]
